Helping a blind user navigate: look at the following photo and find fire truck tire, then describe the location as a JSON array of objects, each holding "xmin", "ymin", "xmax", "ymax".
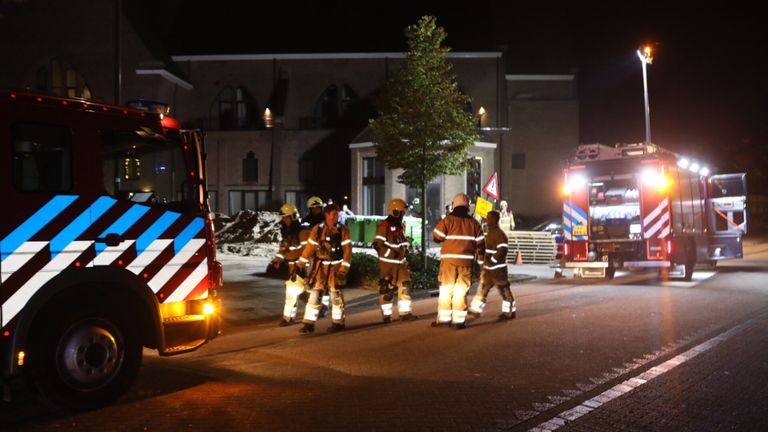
[{"xmin": 28, "ymin": 302, "xmax": 142, "ymax": 411}]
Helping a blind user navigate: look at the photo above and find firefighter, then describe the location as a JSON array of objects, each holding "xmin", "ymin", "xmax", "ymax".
[
  {"xmin": 272, "ymin": 203, "xmax": 310, "ymax": 326},
  {"xmin": 297, "ymin": 204, "xmax": 352, "ymax": 334},
  {"xmin": 468, "ymin": 211, "xmax": 517, "ymax": 320},
  {"xmin": 374, "ymin": 198, "xmax": 418, "ymax": 323},
  {"xmin": 301, "ymin": 195, "xmax": 330, "ymax": 315},
  {"xmin": 301, "ymin": 195, "xmax": 325, "ymax": 228},
  {"xmin": 431, "ymin": 193, "xmax": 485, "ymax": 329}
]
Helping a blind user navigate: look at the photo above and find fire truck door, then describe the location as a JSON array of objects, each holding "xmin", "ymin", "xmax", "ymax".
[{"xmin": 708, "ymin": 173, "xmax": 747, "ymax": 235}]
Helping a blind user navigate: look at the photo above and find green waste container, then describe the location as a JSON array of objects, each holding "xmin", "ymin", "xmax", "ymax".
[
  {"xmin": 403, "ymin": 216, "xmax": 423, "ymax": 248},
  {"xmin": 345, "ymin": 217, "xmax": 363, "ymax": 245},
  {"xmin": 362, "ymin": 217, "xmax": 383, "ymax": 246}
]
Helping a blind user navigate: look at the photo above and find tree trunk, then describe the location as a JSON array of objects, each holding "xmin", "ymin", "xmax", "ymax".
[{"xmin": 421, "ymin": 182, "xmax": 427, "ymax": 272}]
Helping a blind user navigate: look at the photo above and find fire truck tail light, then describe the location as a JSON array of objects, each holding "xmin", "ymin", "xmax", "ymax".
[
  {"xmin": 667, "ymin": 240, "xmax": 673, "ymax": 255},
  {"xmin": 17, "ymin": 351, "xmax": 25, "ymax": 366},
  {"xmin": 203, "ymin": 303, "xmax": 215, "ymax": 315},
  {"xmin": 564, "ymin": 242, "xmax": 569, "ymax": 257}
]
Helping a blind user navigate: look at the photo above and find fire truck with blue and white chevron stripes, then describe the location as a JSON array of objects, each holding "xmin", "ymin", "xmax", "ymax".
[
  {"xmin": 1, "ymin": 90, "xmax": 222, "ymax": 409},
  {"xmin": 561, "ymin": 142, "xmax": 747, "ymax": 281}
]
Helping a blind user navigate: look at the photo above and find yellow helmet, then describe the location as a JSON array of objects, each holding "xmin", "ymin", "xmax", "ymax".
[
  {"xmin": 387, "ymin": 198, "xmax": 408, "ymax": 217},
  {"xmin": 451, "ymin": 193, "xmax": 470, "ymax": 209},
  {"xmin": 307, "ymin": 196, "xmax": 324, "ymax": 208},
  {"xmin": 279, "ymin": 203, "xmax": 298, "ymax": 219}
]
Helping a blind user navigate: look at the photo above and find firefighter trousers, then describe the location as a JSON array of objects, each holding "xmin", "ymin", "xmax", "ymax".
[
  {"xmin": 469, "ymin": 269, "xmax": 516, "ymax": 318},
  {"xmin": 379, "ymin": 279, "xmax": 413, "ymax": 318},
  {"xmin": 302, "ymin": 263, "xmax": 346, "ymax": 325},
  {"xmin": 437, "ymin": 262, "xmax": 473, "ymax": 324},
  {"xmin": 282, "ymin": 264, "xmax": 309, "ymax": 321}
]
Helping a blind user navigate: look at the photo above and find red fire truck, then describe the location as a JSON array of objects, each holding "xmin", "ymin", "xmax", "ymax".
[
  {"xmin": 561, "ymin": 142, "xmax": 747, "ymax": 280},
  {"xmin": 1, "ymin": 90, "xmax": 222, "ymax": 409}
]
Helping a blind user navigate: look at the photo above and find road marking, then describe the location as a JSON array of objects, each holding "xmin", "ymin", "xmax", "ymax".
[{"xmin": 529, "ymin": 317, "xmax": 758, "ymax": 432}]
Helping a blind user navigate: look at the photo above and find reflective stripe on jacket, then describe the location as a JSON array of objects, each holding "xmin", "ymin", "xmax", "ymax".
[
  {"xmin": 433, "ymin": 211, "xmax": 485, "ymax": 266},
  {"xmin": 483, "ymin": 226, "xmax": 508, "ymax": 271}
]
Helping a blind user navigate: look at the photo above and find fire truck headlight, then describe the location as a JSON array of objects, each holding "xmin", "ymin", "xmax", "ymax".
[
  {"xmin": 689, "ymin": 162, "xmax": 700, "ymax": 173},
  {"xmin": 677, "ymin": 158, "xmax": 690, "ymax": 169},
  {"xmin": 203, "ymin": 303, "xmax": 215, "ymax": 315}
]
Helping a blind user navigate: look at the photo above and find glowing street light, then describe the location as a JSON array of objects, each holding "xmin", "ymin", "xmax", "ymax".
[{"xmin": 637, "ymin": 45, "xmax": 654, "ymax": 144}]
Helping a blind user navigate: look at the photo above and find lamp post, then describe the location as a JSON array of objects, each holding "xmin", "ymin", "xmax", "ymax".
[
  {"xmin": 263, "ymin": 108, "xmax": 275, "ymax": 203},
  {"xmin": 636, "ymin": 45, "xmax": 653, "ymax": 144}
]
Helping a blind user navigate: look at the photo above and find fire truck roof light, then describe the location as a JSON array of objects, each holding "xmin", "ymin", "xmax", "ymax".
[
  {"xmin": 699, "ymin": 166, "xmax": 710, "ymax": 176},
  {"xmin": 689, "ymin": 162, "xmax": 700, "ymax": 173},
  {"xmin": 677, "ymin": 158, "xmax": 690, "ymax": 169}
]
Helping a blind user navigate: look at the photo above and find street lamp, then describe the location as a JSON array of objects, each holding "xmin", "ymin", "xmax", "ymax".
[
  {"xmin": 636, "ymin": 45, "xmax": 653, "ymax": 144},
  {"xmin": 263, "ymin": 108, "xmax": 275, "ymax": 203}
]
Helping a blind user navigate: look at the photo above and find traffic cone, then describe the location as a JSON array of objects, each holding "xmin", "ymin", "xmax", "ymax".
[{"xmin": 515, "ymin": 250, "xmax": 523, "ymax": 265}]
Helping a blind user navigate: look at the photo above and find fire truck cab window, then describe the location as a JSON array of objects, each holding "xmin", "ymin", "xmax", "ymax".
[
  {"xmin": 12, "ymin": 122, "xmax": 72, "ymax": 192},
  {"xmin": 101, "ymin": 130, "xmax": 192, "ymax": 211},
  {"xmin": 588, "ymin": 178, "xmax": 641, "ymax": 239},
  {"xmin": 711, "ymin": 177, "xmax": 745, "ymax": 198}
]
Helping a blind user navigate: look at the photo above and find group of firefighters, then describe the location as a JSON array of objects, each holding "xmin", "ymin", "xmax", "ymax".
[{"xmin": 271, "ymin": 193, "xmax": 516, "ymax": 334}]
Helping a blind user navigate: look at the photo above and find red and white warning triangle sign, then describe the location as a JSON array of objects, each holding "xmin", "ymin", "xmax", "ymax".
[{"xmin": 483, "ymin": 172, "xmax": 500, "ymax": 200}]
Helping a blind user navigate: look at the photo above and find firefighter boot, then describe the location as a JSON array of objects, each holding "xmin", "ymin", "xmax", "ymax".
[
  {"xmin": 400, "ymin": 313, "xmax": 419, "ymax": 321},
  {"xmin": 327, "ymin": 323, "xmax": 346, "ymax": 333},
  {"xmin": 300, "ymin": 323, "xmax": 315, "ymax": 334},
  {"xmin": 279, "ymin": 318, "xmax": 293, "ymax": 327}
]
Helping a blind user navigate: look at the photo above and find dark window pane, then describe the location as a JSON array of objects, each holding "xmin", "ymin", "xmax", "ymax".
[
  {"xmin": 12, "ymin": 123, "xmax": 72, "ymax": 192},
  {"xmin": 243, "ymin": 151, "xmax": 258, "ymax": 182}
]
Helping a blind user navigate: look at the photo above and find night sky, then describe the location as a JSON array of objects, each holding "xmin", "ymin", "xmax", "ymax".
[{"xmin": 141, "ymin": 1, "xmax": 767, "ymax": 183}]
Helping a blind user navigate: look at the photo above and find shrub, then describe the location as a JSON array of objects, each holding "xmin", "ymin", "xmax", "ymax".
[
  {"xmin": 407, "ymin": 252, "xmax": 440, "ymax": 291},
  {"xmin": 347, "ymin": 253, "xmax": 380, "ymax": 290}
]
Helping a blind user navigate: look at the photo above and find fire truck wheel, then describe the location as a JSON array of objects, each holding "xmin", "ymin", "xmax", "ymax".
[{"xmin": 28, "ymin": 304, "xmax": 142, "ymax": 411}]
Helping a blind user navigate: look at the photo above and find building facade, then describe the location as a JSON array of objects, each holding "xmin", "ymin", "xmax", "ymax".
[{"xmin": 1, "ymin": 1, "xmax": 580, "ymax": 224}]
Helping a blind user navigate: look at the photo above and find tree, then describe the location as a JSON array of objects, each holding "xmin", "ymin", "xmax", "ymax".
[{"xmin": 369, "ymin": 15, "xmax": 478, "ymax": 265}]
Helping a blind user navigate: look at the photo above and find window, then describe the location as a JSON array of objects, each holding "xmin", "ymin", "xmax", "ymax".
[
  {"xmin": 66, "ymin": 68, "xmax": 82, "ymax": 98},
  {"xmin": 286, "ymin": 191, "xmax": 313, "ymax": 216},
  {"xmin": 228, "ymin": 190, "xmax": 268, "ymax": 215},
  {"xmin": 243, "ymin": 151, "xmax": 258, "ymax": 182},
  {"xmin": 211, "ymin": 86, "xmax": 257, "ymax": 130},
  {"xmin": 466, "ymin": 157, "xmax": 482, "ymax": 202},
  {"xmin": 314, "ymin": 84, "xmax": 359, "ymax": 128},
  {"xmin": 299, "ymin": 159, "xmax": 314, "ymax": 182},
  {"xmin": 12, "ymin": 123, "xmax": 72, "ymax": 192},
  {"xmin": 101, "ymin": 130, "xmax": 192, "ymax": 210},
  {"xmin": 511, "ymin": 153, "xmax": 526, "ymax": 169},
  {"xmin": 208, "ymin": 191, "xmax": 218, "ymax": 213},
  {"xmin": 362, "ymin": 157, "xmax": 385, "ymax": 215}
]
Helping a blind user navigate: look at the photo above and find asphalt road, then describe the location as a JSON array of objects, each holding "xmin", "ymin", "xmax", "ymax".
[{"xmin": 3, "ymin": 242, "xmax": 768, "ymax": 431}]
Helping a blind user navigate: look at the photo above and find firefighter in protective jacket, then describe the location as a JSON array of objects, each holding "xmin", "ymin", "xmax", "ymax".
[
  {"xmin": 374, "ymin": 199, "xmax": 418, "ymax": 322},
  {"xmin": 297, "ymin": 204, "xmax": 352, "ymax": 334},
  {"xmin": 468, "ymin": 210, "xmax": 517, "ymax": 319},
  {"xmin": 273, "ymin": 203, "xmax": 310, "ymax": 326},
  {"xmin": 432, "ymin": 193, "xmax": 486, "ymax": 329},
  {"xmin": 301, "ymin": 195, "xmax": 330, "ymax": 315}
]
